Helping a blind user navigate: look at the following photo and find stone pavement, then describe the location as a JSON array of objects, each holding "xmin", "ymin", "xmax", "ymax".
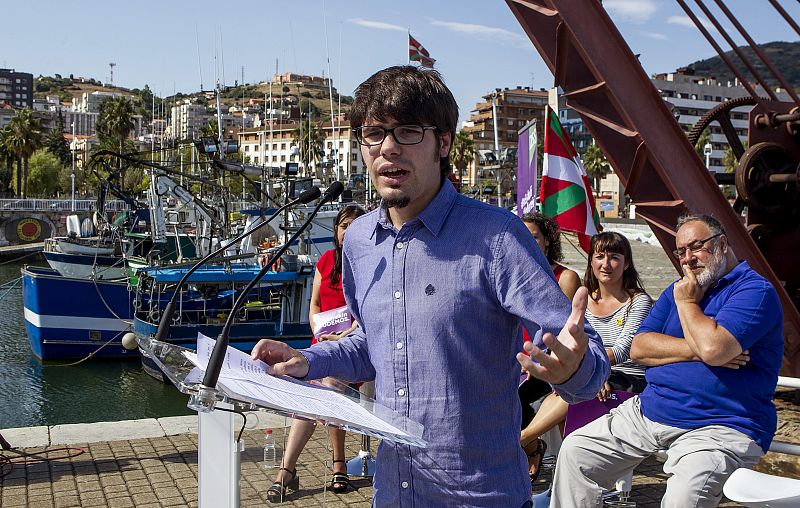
[{"xmin": 3, "ymin": 409, "xmax": 799, "ymax": 508}]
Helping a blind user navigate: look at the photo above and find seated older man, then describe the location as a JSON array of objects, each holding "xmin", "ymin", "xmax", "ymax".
[{"xmin": 550, "ymin": 213, "xmax": 784, "ymax": 508}]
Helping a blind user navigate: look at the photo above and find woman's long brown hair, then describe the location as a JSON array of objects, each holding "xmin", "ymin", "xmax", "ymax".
[
  {"xmin": 583, "ymin": 231, "xmax": 646, "ymax": 303},
  {"xmin": 330, "ymin": 205, "xmax": 367, "ymax": 286}
]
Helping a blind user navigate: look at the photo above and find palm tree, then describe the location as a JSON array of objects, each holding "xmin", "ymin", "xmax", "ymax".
[
  {"xmin": 450, "ymin": 130, "xmax": 475, "ymax": 192},
  {"xmin": 96, "ymin": 96, "xmax": 135, "ymax": 186},
  {"xmin": 291, "ymin": 118, "xmax": 325, "ymax": 179},
  {"xmin": 96, "ymin": 96, "xmax": 135, "ymax": 157},
  {"xmin": 0, "ymin": 128, "xmax": 16, "ymax": 195},
  {"xmin": 581, "ymin": 141, "xmax": 611, "ymax": 194},
  {"xmin": 5, "ymin": 108, "xmax": 43, "ymax": 197}
]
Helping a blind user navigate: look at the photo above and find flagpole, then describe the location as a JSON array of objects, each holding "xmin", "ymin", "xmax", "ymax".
[{"xmin": 407, "ymin": 29, "xmax": 411, "ymax": 65}]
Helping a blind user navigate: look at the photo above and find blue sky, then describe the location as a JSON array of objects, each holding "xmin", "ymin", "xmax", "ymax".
[{"xmin": 5, "ymin": 0, "xmax": 799, "ymax": 124}]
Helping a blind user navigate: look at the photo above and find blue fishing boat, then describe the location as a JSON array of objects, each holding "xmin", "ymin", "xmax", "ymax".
[
  {"xmin": 22, "ymin": 265, "xmax": 135, "ymax": 360},
  {"xmin": 133, "ymin": 261, "xmax": 315, "ymax": 380}
]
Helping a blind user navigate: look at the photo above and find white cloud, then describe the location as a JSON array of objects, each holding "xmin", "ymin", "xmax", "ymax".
[
  {"xmin": 638, "ymin": 30, "xmax": 669, "ymax": 41},
  {"xmin": 667, "ymin": 15, "xmax": 718, "ymax": 33},
  {"xmin": 347, "ymin": 18, "xmax": 406, "ymax": 32},
  {"xmin": 429, "ymin": 20, "xmax": 530, "ymax": 49},
  {"xmin": 604, "ymin": 0, "xmax": 658, "ymax": 23}
]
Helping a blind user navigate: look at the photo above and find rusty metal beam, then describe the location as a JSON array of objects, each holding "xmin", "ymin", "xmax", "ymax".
[{"xmin": 506, "ymin": 0, "xmax": 800, "ymax": 375}]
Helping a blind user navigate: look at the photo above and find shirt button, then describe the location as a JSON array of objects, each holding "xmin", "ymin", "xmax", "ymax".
[
  {"xmin": 394, "ymin": 290, "xmax": 402, "ymax": 299},
  {"xmin": 401, "ymin": 481, "xmax": 409, "ymax": 489},
  {"xmin": 396, "ymin": 341, "xmax": 403, "ymax": 350},
  {"xmin": 397, "ymin": 388, "xmax": 406, "ymax": 396},
  {"xmin": 396, "ymin": 241, "xmax": 404, "ymax": 249}
]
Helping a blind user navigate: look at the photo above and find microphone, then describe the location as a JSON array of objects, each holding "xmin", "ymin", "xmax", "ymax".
[
  {"xmin": 190, "ymin": 182, "xmax": 344, "ymax": 412},
  {"xmin": 151, "ymin": 186, "xmax": 321, "ymax": 344}
]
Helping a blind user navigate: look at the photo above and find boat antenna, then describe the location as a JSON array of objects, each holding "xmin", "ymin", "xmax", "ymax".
[
  {"xmin": 322, "ymin": 0, "xmax": 339, "ymax": 184},
  {"xmin": 195, "ymin": 24, "xmax": 203, "ymax": 92}
]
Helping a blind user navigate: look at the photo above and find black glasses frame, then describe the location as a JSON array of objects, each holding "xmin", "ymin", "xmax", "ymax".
[
  {"xmin": 673, "ymin": 233, "xmax": 723, "ymax": 259},
  {"xmin": 353, "ymin": 125, "xmax": 438, "ymax": 146}
]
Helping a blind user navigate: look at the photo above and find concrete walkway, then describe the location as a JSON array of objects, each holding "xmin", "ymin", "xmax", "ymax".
[
  {"xmin": 3, "ymin": 407, "xmax": 800, "ymax": 507},
  {"xmin": 2, "ymin": 381, "xmax": 800, "ymax": 508}
]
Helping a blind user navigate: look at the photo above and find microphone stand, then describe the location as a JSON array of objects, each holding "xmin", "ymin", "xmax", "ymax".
[
  {"xmin": 189, "ymin": 183, "xmax": 344, "ymax": 412},
  {"xmin": 151, "ymin": 187, "xmax": 321, "ymax": 344}
]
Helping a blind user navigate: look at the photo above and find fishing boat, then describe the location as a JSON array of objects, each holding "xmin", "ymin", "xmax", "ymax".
[
  {"xmin": 133, "ymin": 259, "xmax": 316, "ymax": 380},
  {"xmin": 22, "ymin": 265, "xmax": 135, "ymax": 360}
]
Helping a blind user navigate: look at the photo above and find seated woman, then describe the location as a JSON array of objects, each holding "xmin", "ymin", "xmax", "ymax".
[
  {"xmin": 518, "ymin": 213, "xmax": 581, "ymax": 471},
  {"xmin": 521, "ymin": 231, "xmax": 652, "ymax": 482},
  {"xmin": 266, "ymin": 205, "xmax": 366, "ymax": 502}
]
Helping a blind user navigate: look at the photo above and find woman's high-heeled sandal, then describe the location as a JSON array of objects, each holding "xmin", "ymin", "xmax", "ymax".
[
  {"xmin": 267, "ymin": 467, "xmax": 299, "ymax": 503},
  {"xmin": 330, "ymin": 459, "xmax": 350, "ymax": 493},
  {"xmin": 524, "ymin": 438, "xmax": 547, "ymax": 483}
]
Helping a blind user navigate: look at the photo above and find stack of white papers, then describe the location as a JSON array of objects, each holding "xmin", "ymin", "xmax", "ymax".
[{"xmin": 184, "ymin": 334, "xmax": 418, "ymax": 444}]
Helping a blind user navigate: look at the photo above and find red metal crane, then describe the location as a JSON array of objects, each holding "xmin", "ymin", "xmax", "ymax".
[{"xmin": 506, "ymin": 0, "xmax": 799, "ymax": 375}]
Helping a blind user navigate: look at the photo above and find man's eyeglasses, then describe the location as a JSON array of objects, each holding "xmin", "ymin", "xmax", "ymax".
[
  {"xmin": 353, "ymin": 125, "xmax": 438, "ymax": 146},
  {"xmin": 672, "ymin": 233, "xmax": 723, "ymax": 259}
]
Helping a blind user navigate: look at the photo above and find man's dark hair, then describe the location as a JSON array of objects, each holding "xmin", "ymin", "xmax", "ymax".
[{"xmin": 350, "ymin": 65, "xmax": 458, "ymax": 178}]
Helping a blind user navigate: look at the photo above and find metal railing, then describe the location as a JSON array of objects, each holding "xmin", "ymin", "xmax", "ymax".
[{"xmin": 0, "ymin": 199, "xmax": 129, "ymax": 212}]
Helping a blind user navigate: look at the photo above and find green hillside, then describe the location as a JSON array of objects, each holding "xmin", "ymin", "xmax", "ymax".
[{"xmin": 687, "ymin": 41, "xmax": 800, "ymax": 91}]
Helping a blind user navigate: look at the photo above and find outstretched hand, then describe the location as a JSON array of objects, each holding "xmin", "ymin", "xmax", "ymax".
[
  {"xmin": 251, "ymin": 339, "xmax": 310, "ymax": 378},
  {"xmin": 517, "ymin": 286, "xmax": 590, "ymax": 385}
]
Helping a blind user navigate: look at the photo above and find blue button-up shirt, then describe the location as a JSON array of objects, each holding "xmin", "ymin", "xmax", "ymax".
[{"xmin": 303, "ymin": 181, "xmax": 608, "ymax": 507}]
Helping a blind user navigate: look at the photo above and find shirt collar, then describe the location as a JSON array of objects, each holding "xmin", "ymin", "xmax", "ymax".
[
  {"xmin": 710, "ymin": 259, "xmax": 749, "ymax": 290},
  {"xmin": 370, "ymin": 180, "xmax": 458, "ymax": 238}
]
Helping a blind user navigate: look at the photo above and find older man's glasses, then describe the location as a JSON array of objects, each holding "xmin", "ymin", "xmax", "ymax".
[
  {"xmin": 672, "ymin": 233, "xmax": 723, "ymax": 260},
  {"xmin": 354, "ymin": 125, "xmax": 438, "ymax": 146}
]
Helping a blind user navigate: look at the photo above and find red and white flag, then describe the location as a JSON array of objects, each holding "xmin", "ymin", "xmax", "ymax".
[
  {"xmin": 540, "ymin": 106, "xmax": 601, "ymax": 252},
  {"xmin": 409, "ymin": 34, "xmax": 435, "ymax": 68}
]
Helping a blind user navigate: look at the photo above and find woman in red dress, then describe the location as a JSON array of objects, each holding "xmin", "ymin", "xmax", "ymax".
[{"xmin": 267, "ymin": 205, "xmax": 366, "ymax": 502}]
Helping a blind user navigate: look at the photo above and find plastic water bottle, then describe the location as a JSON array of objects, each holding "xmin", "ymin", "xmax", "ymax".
[{"xmin": 263, "ymin": 428, "xmax": 276, "ymax": 468}]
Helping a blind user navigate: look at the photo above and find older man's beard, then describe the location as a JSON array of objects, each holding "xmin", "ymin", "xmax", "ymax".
[{"xmin": 694, "ymin": 246, "xmax": 727, "ymax": 287}]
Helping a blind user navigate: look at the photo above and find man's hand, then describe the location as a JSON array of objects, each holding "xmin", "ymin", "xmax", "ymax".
[
  {"xmin": 517, "ymin": 286, "xmax": 590, "ymax": 385},
  {"xmin": 720, "ymin": 350, "xmax": 750, "ymax": 369},
  {"xmin": 674, "ymin": 264, "xmax": 706, "ymax": 304},
  {"xmin": 251, "ymin": 339, "xmax": 310, "ymax": 378}
]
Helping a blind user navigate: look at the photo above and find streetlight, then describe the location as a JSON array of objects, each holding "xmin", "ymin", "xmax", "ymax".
[{"xmin": 704, "ymin": 143, "xmax": 713, "ymax": 172}]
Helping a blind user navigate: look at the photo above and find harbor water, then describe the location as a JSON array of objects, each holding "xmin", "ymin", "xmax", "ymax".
[
  {"xmin": 0, "ymin": 232, "xmax": 679, "ymax": 430},
  {"xmin": 0, "ymin": 259, "xmax": 192, "ymax": 430}
]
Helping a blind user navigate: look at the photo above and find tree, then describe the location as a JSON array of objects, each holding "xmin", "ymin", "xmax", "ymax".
[
  {"xmin": 27, "ymin": 149, "xmax": 63, "ymax": 197},
  {"xmin": 692, "ymin": 127, "xmax": 711, "ymax": 163},
  {"xmin": 5, "ymin": 108, "xmax": 43, "ymax": 197},
  {"xmin": 0, "ymin": 129, "xmax": 15, "ymax": 195},
  {"xmin": 450, "ymin": 130, "xmax": 475, "ymax": 191},
  {"xmin": 96, "ymin": 96, "xmax": 135, "ymax": 187},
  {"xmin": 291, "ymin": 118, "xmax": 325, "ymax": 179},
  {"xmin": 581, "ymin": 140, "xmax": 611, "ymax": 193},
  {"xmin": 44, "ymin": 110, "xmax": 71, "ymax": 166},
  {"xmin": 96, "ymin": 96, "xmax": 135, "ymax": 156}
]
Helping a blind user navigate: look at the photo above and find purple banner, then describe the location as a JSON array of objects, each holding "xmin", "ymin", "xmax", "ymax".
[{"xmin": 516, "ymin": 119, "xmax": 538, "ymax": 216}]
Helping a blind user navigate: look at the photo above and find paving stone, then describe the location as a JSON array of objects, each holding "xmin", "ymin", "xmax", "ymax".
[
  {"xmin": 131, "ymin": 492, "xmax": 159, "ymax": 504},
  {"xmin": 54, "ymin": 495, "xmax": 81, "ymax": 508},
  {"xmin": 106, "ymin": 496, "xmax": 135, "ymax": 508}
]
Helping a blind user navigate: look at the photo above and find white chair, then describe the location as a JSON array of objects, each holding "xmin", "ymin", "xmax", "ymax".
[{"xmin": 723, "ymin": 468, "xmax": 800, "ymax": 507}]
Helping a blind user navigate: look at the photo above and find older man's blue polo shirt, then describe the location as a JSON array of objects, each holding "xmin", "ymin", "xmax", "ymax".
[
  {"xmin": 638, "ymin": 261, "xmax": 783, "ymax": 451},
  {"xmin": 302, "ymin": 181, "xmax": 608, "ymax": 507}
]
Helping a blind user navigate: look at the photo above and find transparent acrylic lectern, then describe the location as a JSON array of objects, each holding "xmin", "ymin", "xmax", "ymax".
[{"xmin": 139, "ymin": 334, "xmax": 426, "ymax": 508}]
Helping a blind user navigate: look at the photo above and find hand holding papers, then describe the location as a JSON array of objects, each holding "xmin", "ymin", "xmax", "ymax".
[
  {"xmin": 184, "ymin": 333, "xmax": 425, "ymax": 447},
  {"xmin": 311, "ymin": 305, "xmax": 353, "ymax": 341}
]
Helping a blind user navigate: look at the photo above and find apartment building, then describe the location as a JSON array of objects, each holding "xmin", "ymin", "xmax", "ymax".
[
  {"xmin": 72, "ymin": 90, "xmax": 134, "ymax": 113},
  {"xmin": 169, "ymin": 101, "xmax": 213, "ymax": 141},
  {"xmin": 237, "ymin": 120, "xmax": 363, "ymax": 182},
  {"xmin": 463, "ymin": 87, "xmax": 549, "ymax": 201},
  {"xmin": 0, "ymin": 69, "xmax": 33, "ymax": 109}
]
